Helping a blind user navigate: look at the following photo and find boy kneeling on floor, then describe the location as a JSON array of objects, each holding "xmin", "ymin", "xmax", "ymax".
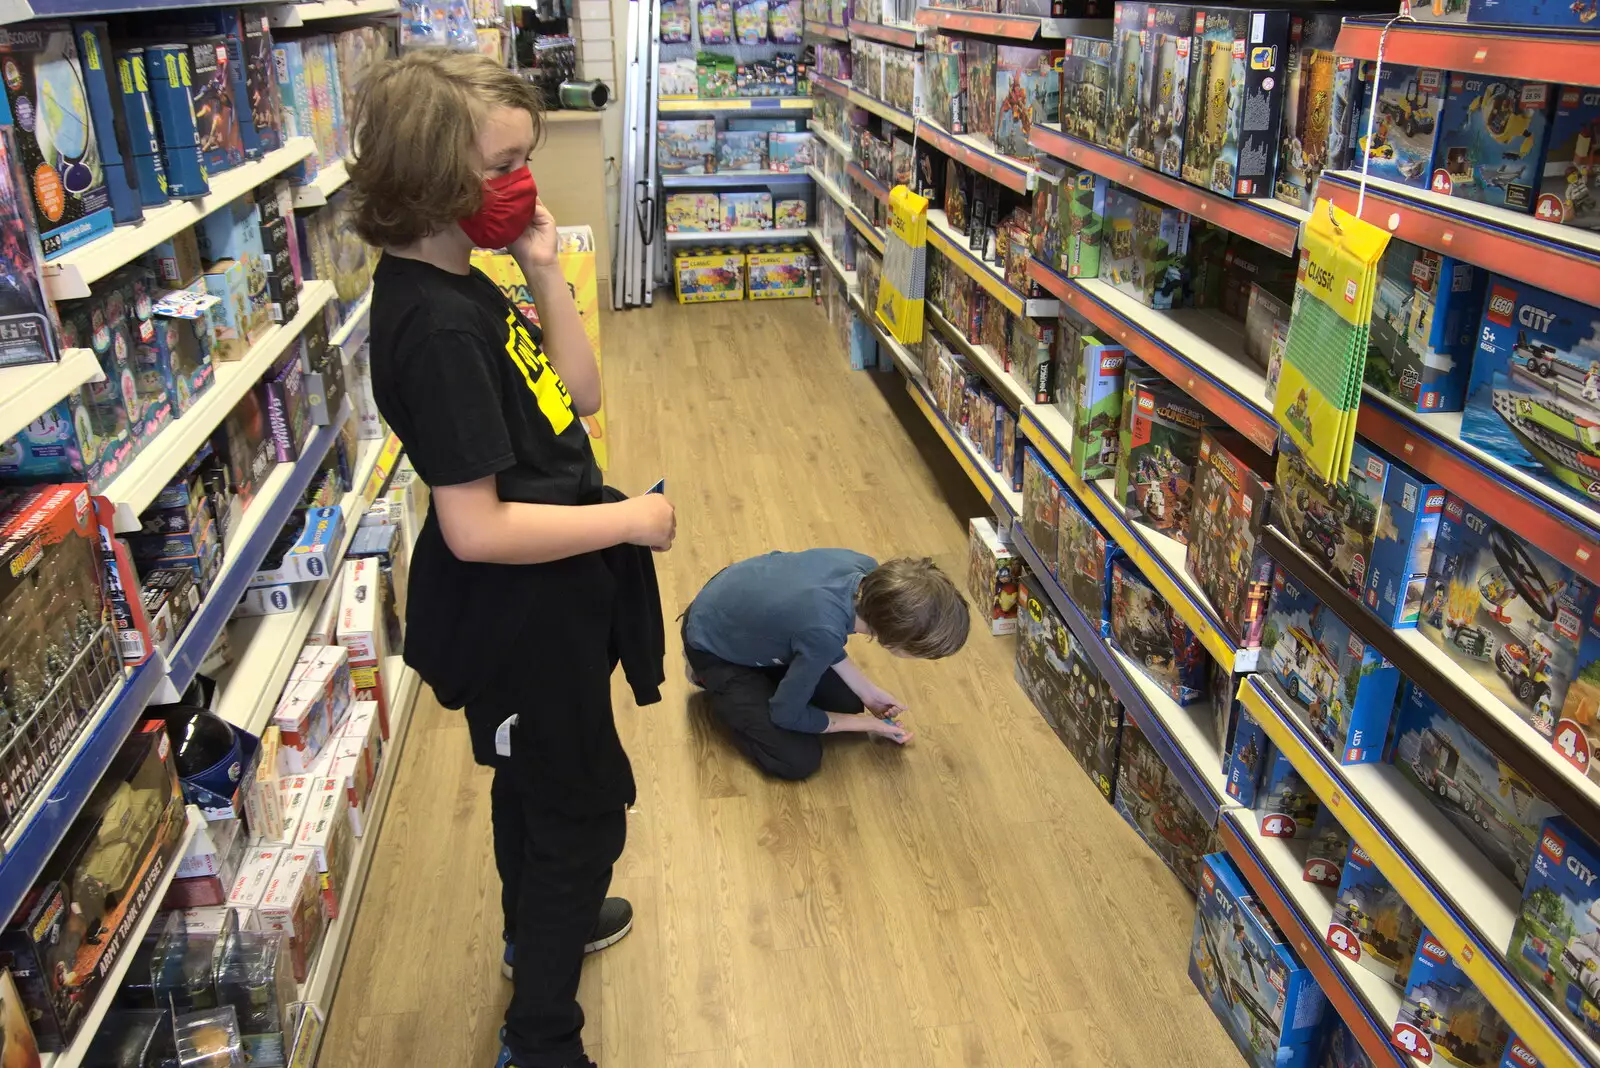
[{"xmin": 683, "ymin": 551, "xmax": 970, "ymax": 780}]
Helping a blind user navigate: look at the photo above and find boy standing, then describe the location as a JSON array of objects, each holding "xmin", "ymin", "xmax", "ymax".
[{"xmin": 683, "ymin": 552, "xmax": 970, "ymax": 780}]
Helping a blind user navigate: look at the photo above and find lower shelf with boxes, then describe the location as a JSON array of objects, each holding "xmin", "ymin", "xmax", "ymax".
[{"xmin": 674, "ymin": 244, "xmax": 818, "ymax": 303}]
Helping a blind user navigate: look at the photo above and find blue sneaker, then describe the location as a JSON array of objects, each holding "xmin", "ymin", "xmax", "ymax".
[
  {"xmin": 502, "ymin": 936, "xmax": 514, "ymax": 980},
  {"xmin": 501, "ymin": 898, "xmax": 634, "ymax": 981},
  {"xmin": 494, "ymin": 1045, "xmax": 515, "ymax": 1068},
  {"xmin": 494, "ymin": 1048, "xmax": 597, "ymax": 1068}
]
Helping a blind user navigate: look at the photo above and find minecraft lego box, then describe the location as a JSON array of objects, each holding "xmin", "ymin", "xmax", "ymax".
[
  {"xmin": 1509, "ymin": 816, "xmax": 1600, "ymax": 1044},
  {"xmin": 1054, "ymin": 323, "xmax": 1125, "ymax": 481},
  {"xmin": 1117, "ymin": 372, "xmax": 1206, "ymax": 543},
  {"xmin": 1099, "ymin": 187, "xmax": 1192, "ymax": 310},
  {"xmin": 1394, "ymin": 931, "xmax": 1511, "ymax": 1068}
]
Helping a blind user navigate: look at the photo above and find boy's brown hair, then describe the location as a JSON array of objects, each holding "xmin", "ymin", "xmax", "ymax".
[
  {"xmin": 347, "ymin": 49, "xmax": 544, "ymax": 248},
  {"xmin": 856, "ymin": 557, "xmax": 970, "ymax": 659}
]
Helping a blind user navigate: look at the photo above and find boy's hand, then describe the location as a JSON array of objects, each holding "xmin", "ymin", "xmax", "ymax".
[
  {"xmin": 624, "ymin": 493, "xmax": 676, "ymax": 551},
  {"xmin": 510, "ymin": 197, "xmax": 560, "ymax": 269},
  {"xmin": 869, "ymin": 716, "xmax": 913, "ymax": 745},
  {"xmin": 866, "ymin": 690, "xmax": 908, "ymax": 720}
]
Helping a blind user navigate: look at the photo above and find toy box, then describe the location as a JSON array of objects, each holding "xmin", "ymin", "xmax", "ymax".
[
  {"xmin": 1185, "ymin": 431, "xmax": 1274, "ymax": 647},
  {"xmin": 665, "ymin": 192, "xmax": 721, "ymax": 234},
  {"xmin": 1125, "ymin": 3, "xmax": 1192, "ymax": 177},
  {"xmin": 1274, "ymin": 14, "xmax": 1361, "ymax": 211},
  {"xmin": 723, "ymin": 191, "xmax": 774, "ymax": 230},
  {"xmin": 0, "ymin": 124, "xmax": 59, "ymax": 368},
  {"xmin": 1366, "ymin": 241, "xmax": 1484, "ymax": 413},
  {"xmin": 924, "ymin": 36, "xmax": 964, "ymax": 132},
  {"xmin": 1114, "ymin": 718, "xmax": 1216, "ymax": 893},
  {"xmin": 1060, "ymin": 647, "xmax": 1122, "ymax": 800},
  {"xmin": 1470, "ymin": 0, "xmax": 1600, "ymax": 26},
  {"xmin": 1104, "ymin": 4, "xmax": 1145, "ymax": 155},
  {"xmin": 1263, "ymin": 567, "xmax": 1403, "ymax": 764},
  {"xmin": 258, "ymin": 849, "xmax": 325, "ymax": 983},
  {"xmin": 1110, "ymin": 557, "xmax": 1209, "ymax": 704},
  {"xmin": 142, "ymin": 44, "xmax": 210, "ymax": 199},
  {"xmin": 1061, "ymin": 35, "xmax": 1112, "ymax": 147},
  {"xmin": 1462, "ymin": 275, "xmax": 1600, "ymax": 513},
  {"xmin": 1021, "ymin": 445, "xmax": 1063, "ymax": 568},
  {"xmin": 1328, "ymin": 843, "xmax": 1422, "ymax": 987},
  {"xmin": 658, "ymin": 120, "xmax": 716, "ymax": 175},
  {"xmin": 1058, "ymin": 483, "xmax": 1116, "ymax": 632},
  {"xmin": 1054, "ymin": 327, "xmax": 1125, "ymax": 481},
  {"xmin": 1392, "ymin": 682, "xmax": 1556, "ymax": 887},
  {"xmin": 114, "ymin": 47, "xmax": 171, "ymax": 209},
  {"xmin": 0, "ymin": 24, "xmax": 115, "ymax": 258},
  {"xmin": 1100, "ymin": 187, "xmax": 1191, "ymax": 309},
  {"xmin": 993, "ymin": 46, "xmax": 1060, "ymax": 164},
  {"xmin": 1419, "ymin": 492, "xmax": 1600, "ymax": 749},
  {"xmin": 1181, "ymin": 7, "xmax": 1292, "ymax": 199},
  {"xmin": 1190, "ymin": 853, "xmax": 1330, "ymax": 1068},
  {"xmin": 1008, "ymin": 314, "xmax": 1055, "ymax": 406},
  {"xmin": 1117, "ymin": 372, "xmax": 1206, "ymax": 543},
  {"xmin": 969, "ymin": 517, "xmax": 1021, "ymax": 636},
  {"xmin": 964, "ymin": 40, "xmax": 997, "ymax": 141},
  {"xmin": 1015, "ymin": 574, "xmax": 1075, "ymax": 734},
  {"xmin": 1395, "ymin": 932, "xmax": 1511, "ymax": 1068},
  {"xmin": 1535, "ymin": 87, "xmax": 1600, "ymax": 231},
  {"xmin": 1047, "ymin": 168, "xmax": 1106, "ymax": 280},
  {"xmin": 768, "ymin": 131, "xmax": 814, "ymax": 172},
  {"xmin": 716, "ymin": 130, "xmax": 766, "ymax": 172},
  {"xmin": 1304, "ymin": 804, "xmax": 1350, "ymax": 888},
  {"xmin": 1431, "ymin": 74, "xmax": 1553, "ymax": 214},
  {"xmin": 1353, "ymin": 63, "xmax": 1445, "ymax": 188},
  {"xmin": 1254, "ymin": 744, "xmax": 1319, "ymax": 840},
  {"xmin": 203, "ymin": 258, "xmax": 256, "ymax": 361},
  {"xmin": 1225, "ymin": 708, "xmax": 1268, "ymax": 806},
  {"xmin": 1498, "ymin": 1037, "xmax": 1542, "ymax": 1068},
  {"xmin": 74, "ymin": 22, "xmax": 141, "ymax": 227},
  {"xmin": 1322, "ymin": 1021, "xmax": 1377, "ymax": 1068},
  {"xmin": 1509, "ymin": 817, "xmax": 1600, "ymax": 1041},
  {"xmin": 186, "ymin": 38, "xmax": 244, "ymax": 173},
  {"xmin": 747, "ymin": 248, "xmax": 812, "ymax": 299}
]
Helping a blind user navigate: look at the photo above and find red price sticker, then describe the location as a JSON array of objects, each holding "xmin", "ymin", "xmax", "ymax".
[
  {"xmin": 1392, "ymin": 1023, "xmax": 1434, "ymax": 1063},
  {"xmin": 1325, "ymin": 923, "xmax": 1361, "ymax": 962}
]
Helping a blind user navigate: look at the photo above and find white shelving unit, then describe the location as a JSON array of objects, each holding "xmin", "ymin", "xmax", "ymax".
[
  {"xmin": 665, "ymin": 227, "xmax": 810, "ymax": 245},
  {"xmin": 267, "ymin": 0, "xmax": 400, "ymax": 26},
  {"xmin": 0, "ymin": 348, "xmax": 103, "ymax": 445},
  {"xmin": 293, "ymin": 158, "xmax": 351, "ymax": 209}
]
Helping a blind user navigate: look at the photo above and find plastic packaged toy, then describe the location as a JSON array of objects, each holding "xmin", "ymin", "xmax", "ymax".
[
  {"xmin": 1126, "ymin": 3, "xmax": 1191, "ymax": 177},
  {"xmin": 1393, "ymin": 682, "xmax": 1556, "ymax": 887},
  {"xmin": 1304, "ymin": 805, "xmax": 1350, "ymax": 888},
  {"xmin": 1117, "ymin": 371, "xmax": 1206, "ymax": 543},
  {"xmin": 1110, "ymin": 557, "xmax": 1209, "ymax": 705},
  {"xmin": 660, "ymin": 1, "xmax": 691, "ymax": 40},
  {"xmin": 1190, "ymin": 853, "xmax": 1329, "ymax": 1068},
  {"xmin": 1274, "ymin": 14, "xmax": 1361, "ymax": 211},
  {"xmin": 769, "ymin": 0, "xmax": 803, "ymax": 42},
  {"xmin": 734, "ymin": 0, "xmax": 768, "ymax": 44},
  {"xmin": 675, "ymin": 249, "xmax": 745, "ymax": 303},
  {"xmin": 1099, "ymin": 187, "xmax": 1191, "ymax": 309},
  {"xmin": 1185, "ymin": 431, "xmax": 1274, "ymax": 648},
  {"xmin": 699, "ymin": 0, "xmax": 734, "ymax": 43},
  {"xmin": 657, "ymin": 120, "xmax": 716, "ymax": 175},
  {"xmin": 1328, "ymin": 843, "xmax": 1423, "ymax": 988},
  {"xmin": 1114, "ymin": 718, "xmax": 1216, "ymax": 893},
  {"xmin": 1535, "ymin": 87, "xmax": 1600, "ymax": 231},
  {"xmin": 1365, "ymin": 240, "xmax": 1484, "ymax": 414},
  {"xmin": 747, "ymin": 247, "xmax": 811, "ymax": 298},
  {"xmin": 1430, "ymin": 74, "xmax": 1553, "ymax": 214},
  {"xmin": 1263, "ymin": 567, "xmax": 1402, "ymax": 764},
  {"xmin": 1181, "ymin": 7, "xmax": 1292, "ymax": 199},
  {"xmin": 1059, "ymin": 648, "xmax": 1122, "ymax": 800},
  {"xmin": 1394, "ymin": 932, "xmax": 1511, "ymax": 1068},
  {"xmin": 1419, "ymin": 492, "xmax": 1600, "ymax": 757},
  {"xmin": 173, "ymin": 1005, "xmax": 246, "ymax": 1068},
  {"xmin": 1352, "ymin": 62, "xmax": 1445, "ymax": 188},
  {"xmin": 1509, "ymin": 816, "xmax": 1600, "ymax": 1042},
  {"xmin": 969, "ymin": 517, "xmax": 1021, "ymax": 636}
]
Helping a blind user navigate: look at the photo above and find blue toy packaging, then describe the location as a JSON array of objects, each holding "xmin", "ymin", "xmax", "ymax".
[
  {"xmin": 1535, "ymin": 87, "xmax": 1600, "ymax": 232},
  {"xmin": 0, "ymin": 23, "xmax": 115, "ymax": 258},
  {"xmin": 1225, "ymin": 708, "xmax": 1267, "ymax": 806},
  {"xmin": 1430, "ymin": 74, "xmax": 1553, "ymax": 214},
  {"xmin": 715, "ymin": 131, "xmax": 766, "ymax": 172},
  {"xmin": 1263, "ymin": 566, "xmax": 1402, "ymax": 764},
  {"xmin": 114, "ymin": 48, "xmax": 171, "ymax": 209},
  {"xmin": 1392, "ymin": 682, "xmax": 1556, "ymax": 887},
  {"xmin": 1394, "ymin": 931, "xmax": 1511, "ymax": 1068},
  {"xmin": 143, "ymin": 45, "xmax": 211, "ymax": 199},
  {"xmin": 1253, "ymin": 744, "xmax": 1319, "ymax": 840},
  {"xmin": 1509, "ymin": 817, "xmax": 1600, "ymax": 1042},
  {"xmin": 1304, "ymin": 804, "xmax": 1349, "ymax": 888},
  {"xmin": 1190, "ymin": 853, "xmax": 1329, "ymax": 1068},
  {"xmin": 1109, "ymin": 557, "xmax": 1209, "ymax": 706},
  {"xmin": 1366, "ymin": 240, "xmax": 1484, "ymax": 414},
  {"xmin": 1498, "ymin": 1037, "xmax": 1541, "ymax": 1068},
  {"xmin": 1328, "ymin": 843, "xmax": 1422, "ymax": 988},
  {"xmin": 1321, "ymin": 1020, "xmax": 1376, "ymax": 1068},
  {"xmin": 0, "ymin": 124, "xmax": 59, "ymax": 369},
  {"xmin": 1468, "ymin": 0, "xmax": 1600, "ymax": 30},
  {"xmin": 1418, "ymin": 491, "xmax": 1600, "ymax": 766},
  {"xmin": 185, "ymin": 38, "xmax": 245, "ymax": 173},
  {"xmin": 146, "ymin": 11, "xmax": 264, "ymax": 161},
  {"xmin": 1353, "ymin": 62, "xmax": 1445, "ymax": 188},
  {"xmin": 72, "ymin": 22, "xmax": 141, "ymax": 226},
  {"xmin": 102, "ymin": 270, "xmax": 174, "ymax": 446}
]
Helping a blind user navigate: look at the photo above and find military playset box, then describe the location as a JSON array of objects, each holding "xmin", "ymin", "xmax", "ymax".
[
  {"xmin": 1185, "ymin": 430, "xmax": 1274, "ymax": 648},
  {"xmin": 1394, "ymin": 932, "xmax": 1511, "ymax": 1068},
  {"xmin": 1365, "ymin": 241, "xmax": 1484, "ymax": 414},
  {"xmin": 1190, "ymin": 853, "xmax": 1329, "ymax": 1068},
  {"xmin": 1509, "ymin": 816, "xmax": 1600, "ymax": 1043},
  {"xmin": 1110, "ymin": 557, "xmax": 1210, "ymax": 705},
  {"xmin": 1054, "ymin": 323, "xmax": 1125, "ymax": 481},
  {"xmin": 1430, "ymin": 75, "xmax": 1553, "ymax": 214},
  {"xmin": 1327, "ymin": 843, "xmax": 1423, "ymax": 988},
  {"xmin": 1113, "ymin": 718, "xmax": 1216, "ymax": 894},
  {"xmin": 1180, "ymin": 7, "xmax": 1292, "ymax": 199},
  {"xmin": 1263, "ymin": 567, "xmax": 1402, "ymax": 765},
  {"xmin": 1118, "ymin": 372, "xmax": 1206, "ymax": 543},
  {"xmin": 1274, "ymin": 14, "xmax": 1362, "ymax": 211},
  {"xmin": 1391, "ymin": 682, "xmax": 1556, "ymax": 888},
  {"xmin": 1353, "ymin": 62, "xmax": 1445, "ymax": 188},
  {"xmin": 1535, "ymin": 87, "xmax": 1600, "ymax": 231}
]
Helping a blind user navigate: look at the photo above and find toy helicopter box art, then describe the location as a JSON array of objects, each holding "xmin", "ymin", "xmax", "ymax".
[
  {"xmin": 1117, "ymin": 371, "xmax": 1207, "ymax": 542},
  {"xmin": 1190, "ymin": 853, "xmax": 1330, "ymax": 1068},
  {"xmin": 1126, "ymin": 3, "xmax": 1193, "ymax": 178},
  {"xmin": 1274, "ymin": 13, "xmax": 1361, "ymax": 211},
  {"xmin": 1180, "ymin": 6, "xmax": 1292, "ymax": 199},
  {"xmin": 1536, "ymin": 87, "xmax": 1600, "ymax": 231},
  {"xmin": 1015, "ymin": 573, "xmax": 1075, "ymax": 734},
  {"xmin": 1352, "ymin": 62, "xmax": 1446, "ymax": 189},
  {"xmin": 1394, "ymin": 932, "xmax": 1512, "ymax": 1068},
  {"xmin": 1366, "ymin": 241, "xmax": 1485, "ymax": 414},
  {"xmin": 1262, "ymin": 567, "xmax": 1402, "ymax": 765},
  {"xmin": 1059, "ymin": 647, "xmax": 1122, "ymax": 800},
  {"xmin": 1391, "ymin": 682, "xmax": 1557, "ymax": 888},
  {"xmin": 1113, "ymin": 718, "xmax": 1215, "ymax": 893},
  {"xmin": 1431, "ymin": 74, "xmax": 1554, "ymax": 214},
  {"xmin": 1328, "ymin": 843, "xmax": 1423, "ymax": 988},
  {"xmin": 1110, "ymin": 557, "xmax": 1211, "ymax": 705},
  {"xmin": 1417, "ymin": 491, "xmax": 1600, "ymax": 755},
  {"xmin": 1508, "ymin": 816, "xmax": 1600, "ymax": 1042},
  {"xmin": 1185, "ymin": 430, "xmax": 1274, "ymax": 648}
]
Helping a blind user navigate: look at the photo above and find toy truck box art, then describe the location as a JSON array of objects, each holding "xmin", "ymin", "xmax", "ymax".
[
  {"xmin": 1113, "ymin": 718, "xmax": 1215, "ymax": 893},
  {"xmin": 1117, "ymin": 373, "xmax": 1207, "ymax": 543},
  {"xmin": 1353, "ymin": 63, "xmax": 1445, "ymax": 189},
  {"xmin": 1185, "ymin": 430, "xmax": 1274, "ymax": 648},
  {"xmin": 1431, "ymin": 75, "xmax": 1553, "ymax": 214},
  {"xmin": 1509, "ymin": 817, "xmax": 1600, "ymax": 1042},
  {"xmin": 1274, "ymin": 14, "xmax": 1360, "ymax": 211},
  {"xmin": 1059, "ymin": 648, "xmax": 1122, "ymax": 799},
  {"xmin": 1395, "ymin": 932, "xmax": 1511, "ymax": 1068},
  {"xmin": 1110, "ymin": 557, "xmax": 1209, "ymax": 705},
  {"xmin": 1366, "ymin": 241, "xmax": 1484, "ymax": 414},
  {"xmin": 1417, "ymin": 493, "xmax": 1600, "ymax": 770},
  {"xmin": 1180, "ymin": 7, "xmax": 1292, "ymax": 199},
  {"xmin": 1391, "ymin": 682, "xmax": 1556, "ymax": 888},
  {"xmin": 1015, "ymin": 574, "xmax": 1076, "ymax": 734},
  {"xmin": 1262, "ymin": 567, "xmax": 1401, "ymax": 765},
  {"xmin": 1190, "ymin": 853, "xmax": 1329, "ymax": 1068},
  {"xmin": 1535, "ymin": 87, "xmax": 1600, "ymax": 231},
  {"xmin": 1463, "ymin": 276, "xmax": 1600, "ymax": 511},
  {"xmin": 1328, "ymin": 843, "xmax": 1423, "ymax": 987}
]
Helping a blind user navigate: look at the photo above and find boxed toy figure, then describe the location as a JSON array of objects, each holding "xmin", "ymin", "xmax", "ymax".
[
  {"xmin": 1117, "ymin": 371, "xmax": 1206, "ymax": 543},
  {"xmin": 1110, "ymin": 557, "xmax": 1209, "ymax": 704},
  {"xmin": 1431, "ymin": 74, "xmax": 1553, "ymax": 214},
  {"xmin": 1185, "ymin": 431, "xmax": 1273, "ymax": 647},
  {"xmin": 1015, "ymin": 574, "xmax": 1074, "ymax": 733},
  {"xmin": 1304, "ymin": 804, "xmax": 1350, "ymax": 888},
  {"xmin": 1190, "ymin": 853, "xmax": 1329, "ymax": 1068},
  {"xmin": 1021, "ymin": 445, "xmax": 1063, "ymax": 568},
  {"xmin": 1060, "ymin": 648, "xmax": 1122, "ymax": 799},
  {"xmin": 1509, "ymin": 817, "xmax": 1600, "ymax": 1041},
  {"xmin": 1535, "ymin": 86, "xmax": 1600, "ymax": 231},
  {"xmin": 1393, "ymin": 682, "xmax": 1556, "ymax": 887},
  {"xmin": 1253, "ymin": 744, "xmax": 1318, "ymax": 839},
  {"xmin": 1061, "ymin": 35, "xmax": 1113, "ymax": 147},
  {"xmin": 1328, "ymin": 842, "xmax": 1423, "ymax": 987},
  {"xmin": 1366, "ymin": 241, "xmax": 1483, "ymax": 413},
  {"xmin": 747, "ymin": 248, "xmax": 812, "ymax": 299},
  {"xmin": 666, "ymin": 192, "xmax": 722, "ymax": 233},
  {"xmin": 1114, "ymin": 718, "xmax": 1215, "ymax": 893},
  {"xmin": 969, "ymin": 517, "xmax": 1022, "ymax": 636},
  {"xmin": 1394, "ymin": 932, "xmax": 1511, "ymax": 1068},
  {"xmin": 1263, "ymin": 566, "xmax": 1401, "ymax": 764},
  {"xmin": 1353, "ymin": 62, "xmax": 1445, "ymax": 188},
  {"xmin": 1100, "ymin": 187, "xmax": 1191, "ymax": 309},
  {"xmin": 1126, "ymin": 3, "xmax": 1192, "ymax": 177},
  {"xmin": 716, "ymin": 130, "xmax": 767, "ymax": 172},
  {"xmin": 675, "ymin": 250, "xmax": 745, "ymax": 303},
  {"xmin": 1274, "ymin": 14, "xmax": 1360, "ymax": 211},
  {"xmin": 723, "ymin": 191, "xmax": 774, "ymax": 230},
  {"xmin": 1181, "ymin": 7, "xmax": 1291, "ymax": 199},
  {"xmin": 658, "ymin": 120, "xmax": 716, "ymax": 175}
]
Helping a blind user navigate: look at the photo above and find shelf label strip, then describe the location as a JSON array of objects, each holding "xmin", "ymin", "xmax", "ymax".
[{"xmin": 917, "ymin": 119, "xmax": 1030, "ymax": 194}]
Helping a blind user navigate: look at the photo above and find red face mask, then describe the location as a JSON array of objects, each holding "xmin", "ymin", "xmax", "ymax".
[{"xmin": 460, "ymin": 166, "xmax": 539, "ymax": 249}]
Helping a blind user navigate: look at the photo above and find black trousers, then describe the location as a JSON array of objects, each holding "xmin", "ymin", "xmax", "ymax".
[
  {"xmin": 684, "ymin": 641, "xmax": 864, "ymax": 781},
  {"xmin": 492, "ymin": 768, "xmax": 627, "ymax": 1067}
]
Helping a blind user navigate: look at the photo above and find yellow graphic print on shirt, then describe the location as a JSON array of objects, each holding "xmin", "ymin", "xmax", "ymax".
[{"xmin": 503, "ymin": 309, "xmax": 574, "ymax": 435}]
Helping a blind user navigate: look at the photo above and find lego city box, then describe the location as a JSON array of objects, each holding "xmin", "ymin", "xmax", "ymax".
[
  {"xmin": 1353, "ymin": 62, "xmax": 1445, "ymax": 189},
  {"xmin": 1059, "ymin": 649, "xmax": 1122, "ymax": 800},
  {"xmin": 1394, "ymin": 931, "xmax": 1511, "ymax": 1068},
  {"xmin": 1185, "ymin": 430, "xmax": 1274, "ymax": 648},
  {"xmin": 1430, "ymin": 74, "xmax": 1553, "ymax": 215},
  {"xmin": 1253, "ymin": 744, "xmax": 1318, "ymax": 840},
  {"xmin": 1190, "ymin": 852, "xmax": 1329, "ymax": 1068},
  {"xmin": 1053, "ymin": 323, "xmax": 1125, "ymax": 481},
  {"xmin": 969, "ymin": 517, "xmax": 1022, "ymax": 636},
  {"xmin": 1274, "ymin": 14, "xmax": 1362, "ymax": 212},
  {"xmin": 1110, "ymin": 556, "xmax": 1209, "ymax": 705},
  {"xmin": 1015, "ymin": 574, "xmax": 1075, "ymax": 734},
  {"xmin": 1262, "ymin": 567, "xmax": 1402, "ymax": 765},
  {"xmin": 716, "ymin": 130, "xmax": 767, "ymax": 172},
  {"xmin": 1304, "ymin": 804, "xmax": 1350, "ymax": 888},
  {"xmin": 1535, "ymin": 87, "xmax": 1600, "ymax": 232},
  {"xmin": 1327, "ymin": 842, "xmax": 1423, "ymax": 988},
  {"xmin": 1365, "ymin": 240, "xmax": 1484, "ymax": 414},
  {"xmin": 1116, "ymin": 370, "xmax": 1207, "ymax": 544},
  {"xmin": 1113, "ymin": 718, "xmax": 1215, "ymax": 893},
  {"xmin": 1180, "ymin": 6, "xmax": 1292, "ymax": 199},
  {"xmin": 1508, "ymin": 816, "xmax": 1600, "ymax": 1041}
]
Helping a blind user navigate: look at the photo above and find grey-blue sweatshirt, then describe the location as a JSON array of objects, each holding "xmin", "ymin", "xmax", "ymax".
[{"xmin": 684, "ymin": 549, "xmax": 877, "ymax": 732}]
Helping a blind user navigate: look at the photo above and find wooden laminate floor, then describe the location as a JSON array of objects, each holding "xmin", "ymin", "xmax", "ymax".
[{"xmin": 318, "ymin": 298, "xmax": 1241, "ymax": 1068}]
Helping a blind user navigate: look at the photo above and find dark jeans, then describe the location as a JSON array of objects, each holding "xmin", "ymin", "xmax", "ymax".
[
  {"xmin": 684, "ymin": 640, "xmax": 864, "ymax": 781},
  {"xmin": 492, "ymin": 768, "xmax": 627, "ymax": 1067}
]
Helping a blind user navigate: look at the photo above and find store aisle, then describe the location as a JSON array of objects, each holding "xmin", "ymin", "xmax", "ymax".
[{"xmin": 319, "ymin": 299, "xmax": 1239, "ymax": 1068}]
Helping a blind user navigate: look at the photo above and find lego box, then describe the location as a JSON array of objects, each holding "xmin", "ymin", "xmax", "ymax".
[
  {"xmin": 1253, "ymin": 744, "xmax": 1318, "ymax": 840},
  {"xmin": 1274, "ymin": 14, "xmax": 1361, "ymax": 211},
  {"xmin": 1365, "ymin": 241, "xmax": 1484, "ymax": 414},
  {"xmin": 657, "ymin": 119, "xmax": 716, "ymax": 174},
  {"xmin": 675, "ymin": 251, "xmax": 745, "ymax": 303},
  {"xmin": 1535, "ymin": 86, "xmax": 1600, "ymax": 231},
  {"xmin": 1015, "ymin": 574, "xmax": 1074, "ymax": 735},
  {"xmin": 1099, "ymin": 187, "xmax": 1191, "ymax": 310},
  {"xmin": 1052, "ymin": 325, "xmax": 1124, "ymax": 481},
  {"xmin": 1113, "ymin": 718, "xmax": 1215, "ymax": 894},
  {"xmin": 1059, "ymin": 647, "xmax": 1121, "ymax": 800},
  {"xmin": 747, "ymin": 249, "xmax": 812, "ymax": 299},
  {"xmin": 1110, "ymin": 557, "xmax": 1209, "ymax": 705},
  {"xmin": 1394, "ymin": 931, "xmax": 1511, "ymax": 1068},
  {"xmin": 1125, "ymin": 3, "xmax": 1192, "ymax": 177},
  {"xmin": 1116, "ymin": 373, "xmax": 1206, "ymax": 544},
  {"xmin": 1060, "ymin": 35, "xmax": 1112, "ymax": 148},
  {"xmin": 1225, "ymin": 707, "xmax": 1268, "ymax": 807},
  {"xmin": 1057, "ymin": 485, "xmax": 1116, "ymax": 633},
  {"xmin": 1181, "ymin": 7, "xmax": 1292, "ymax": 199},
  {"xmin": 968, "ymin": 517, "xmax": 1022, "ymax": 636},
  {"xmin": 1184, "ymin": 430, "xmax": 1274, "ymax": 648},
  {"xmin": 1304, "ymin": 804, "xmax": 1350, "ymax": 888},
  {"xmin": 716, "ymin": 130, "xmax": 766, "ymax": 172},
  {"xmin": 1430, "ymin": 74, "xmax": 1553, "ymax": 214},
  {"xmin": 1327, "ymin": 842, "xmax": 1423, "ymax": 988},
  {"xmin": 1509, "ymin": 816, "xmax": 1600, "ymax": 1042},
  {"xmin": 1353, "ymin": 63, "xmax": 1445, "ymax": 189},
  {"xmin": 665, "ymin": 192, "xmax": 721, "ymax": 234}
]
